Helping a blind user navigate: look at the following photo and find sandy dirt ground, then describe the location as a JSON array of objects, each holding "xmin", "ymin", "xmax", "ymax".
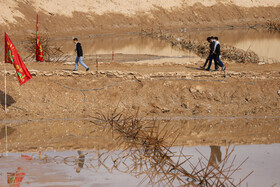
[{"xmin": 0, "ymin": 59, "xmax": 279, "ymax": 152}]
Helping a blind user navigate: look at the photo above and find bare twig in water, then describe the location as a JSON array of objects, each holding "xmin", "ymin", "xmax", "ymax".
[{"xmin": 37, "ymin": 108, "xmax": 253, "ymax": 186}]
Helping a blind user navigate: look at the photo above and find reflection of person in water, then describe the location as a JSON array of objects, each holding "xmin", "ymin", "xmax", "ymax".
[
  {"xmin": 7, "ymin": 167, "xmax": 26, "ymax": 187},
  {"xmin": 208, "ymin": 146, "xmax": 222, "ymax": 167},
  {"xmin": 76, "ymin": 151, "xmax": 85, "ymax": 173}
]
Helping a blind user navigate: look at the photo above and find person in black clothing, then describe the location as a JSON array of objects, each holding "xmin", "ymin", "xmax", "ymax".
[
  {"xmin": 200, "ymin": 37, "xmax": 213, "ymax": 70},
  {"xmin": 73, "ymin": 38, "xmax": 89, "ymax": 71},
  {"xmin": 205, "ymin": 36, "xmax": 216, "ymax": 71}
]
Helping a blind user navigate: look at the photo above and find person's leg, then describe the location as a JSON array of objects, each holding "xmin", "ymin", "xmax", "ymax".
[
  {"xmin": 213, "ymin": 54, "xmax": 219, "ymax": 70},
  {"xmin": 78, "ymin": 57, "xmax": 89, "ymax": 69},
  {"xmin": 203, "ymin": 55, "xmax": 210, "ymax": 67},
  {"xmin": 206, "ymin": 55, "xmax": 213, "ymax": 70},
  {"xmin": 218, "ymin": 56, "xmax": 224, "ymax": 67},
  {"xmin": 74, "ymin": 56, "xmax": 79, "ymax": 70},
  {"xmin": 218, "ymin": 56, "xmax": 226, "ymax": 71},
  {"xmin": 201, "ymin": 59, "xmax": 208, "ymax": 69}
]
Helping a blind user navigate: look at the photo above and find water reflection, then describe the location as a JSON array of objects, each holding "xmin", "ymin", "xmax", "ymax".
[
  {"xmin": 0, "ymin": 110, "xmax": 256, "ymax": 186},
  {"xmin": 7, "ymin": 167, "xmax": 25, "ymax": 187},
  {"xmin": 2, "ymin": 144, "xmax": 280, "ymax": 186},
  {"xmin": 76, "ymin": 151, "xmax": 85, "ymax": 173},
  {"xmin": 208, "ymin": 146, "xmax": 222, "ymax": 168}
]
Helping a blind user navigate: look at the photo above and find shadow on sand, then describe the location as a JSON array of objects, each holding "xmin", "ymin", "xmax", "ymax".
[
  {"xmin": 0, "ymin": 126, "xmax": 16, "ymax": 140},
  {"xmin": 0, "ymin": 90, "xmax": 16, "ymax": 109},
  {"xmin": 185, "ymin": 66, "xmax": 205, "ymax": 71}
]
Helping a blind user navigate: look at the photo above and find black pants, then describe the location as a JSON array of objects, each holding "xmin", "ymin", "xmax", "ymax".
[{"xmin": 203, "ymin": 54, "xmax": 213, "ymax": 67}]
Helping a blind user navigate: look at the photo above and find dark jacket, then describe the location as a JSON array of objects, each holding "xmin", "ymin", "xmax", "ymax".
[
  {"xmin": 76, "ymin": 42, "xmax": 83, "ymax": 57},
  {"xmin": 210, "ymin": 40, "xmax": 221, "ymax": 55},
  {"xmin": 209, "ymin": 41, "xmax": 215, "ymax": 54}
]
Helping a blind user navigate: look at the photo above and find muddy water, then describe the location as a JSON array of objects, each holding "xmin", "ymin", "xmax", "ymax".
[
  {"xmin": 65, "ymin": 35, "xmax": 195, "ymax": 57},
  {"xmin": 185, "ymin": 28, "xmax": 280, "ymax": 62},
  {"xmin": 1, "ymin": 144, "xmax": 279, "ymax": 186},
  {"xmin": 16, "ymin": 34, "xmax": 198, "ymax": 62},
  {"xmin": 9, "ymin": 28, "xmax": 280, "ymax": 63},
  {"xmin": 47, "ymin": 29, "xmax": 280, "ymax": 63}
]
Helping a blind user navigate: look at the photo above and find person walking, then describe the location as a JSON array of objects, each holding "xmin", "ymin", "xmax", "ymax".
[
  {"xmin": 205, "ymin": 36, "xmax": 216, "ymax": 71},
  {"xmin": 73, "ymin": 38, "xmax": 89, "ymax": 71},
  {"xmin": 213, "ymin": 36, "xmax": 225, "ymax": 71},
  {"xmin": 200, "ymin": 37, "xmax": 213, "ymax": 70},
  {"xmin": 206, "ymin": 36, "xmax": 225, "ymax": 71}
]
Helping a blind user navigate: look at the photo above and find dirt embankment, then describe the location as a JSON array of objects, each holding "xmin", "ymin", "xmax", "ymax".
[
  {"xmin": 0, "ymin": 62, "xmax": 279, "ymax": 152},
  {"xmin": 0, "ymin": 0, "xmax": 279, "ymax": 40}
]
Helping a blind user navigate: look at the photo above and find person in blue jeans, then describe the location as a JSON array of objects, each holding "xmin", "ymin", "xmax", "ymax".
[
  {"xmin": 212, "ymin": 36, "xmax": 225, "ymax": 71},
  {"xmin": 73, "ymin": 38, "xmax": 89, "ymax": 71}
]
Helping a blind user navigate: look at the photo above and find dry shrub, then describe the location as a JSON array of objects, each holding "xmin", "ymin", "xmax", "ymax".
[
  {"xmin": 24, "ymin": 34, "xmax": 70, "ymax": 62},
  {"xmin": 89, "ymin": 108, "xmax": 253, "ymax": 186},
  {"xmin": 266, "ymin": 21, "xmax": 280, "ymax": 31}
]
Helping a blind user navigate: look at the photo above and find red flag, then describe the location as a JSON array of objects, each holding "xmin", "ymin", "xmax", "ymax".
[
  {"xmin": 7, "ymin": 167, "xmax": 26, "ymax": 187},
  {"xmin": 5, "ymin": 32, "xmax": 32, "ymax": 85},
  {"xmin": 36, "ymin": 14, "xmax": 44, "ymax": 62}
]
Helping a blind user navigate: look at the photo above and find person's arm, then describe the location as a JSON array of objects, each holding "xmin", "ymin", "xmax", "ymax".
[{"xmin": 210, "ymin": 42, "xmax": 215, "ymax": 54}]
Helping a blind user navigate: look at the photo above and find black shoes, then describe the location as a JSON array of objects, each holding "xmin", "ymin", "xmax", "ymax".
[{"xmin": 86, "ymin": 68, "xmax": 90, "ymax": 71}]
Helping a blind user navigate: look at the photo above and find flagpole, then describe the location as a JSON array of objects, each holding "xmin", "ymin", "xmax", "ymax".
[
  {"xmin": 5, "ymin": 125, "xmax": 8, "ymax": 156},
  {"xmin": 4, "ymin": 63, "xmax": 7, "ymax": 113}
]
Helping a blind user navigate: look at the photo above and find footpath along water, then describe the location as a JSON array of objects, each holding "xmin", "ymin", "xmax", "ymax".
[{"xmin": 0, "ymin": 144, "xmax": 279, "ymax": 186}]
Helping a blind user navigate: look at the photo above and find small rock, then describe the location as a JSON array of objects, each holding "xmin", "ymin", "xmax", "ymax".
[
  {"xmin": 278, "ymin": 90, "xmax": 280, "ymax": 96},
  {"xmin": 189, "ymin": 87, "xmax": 196, "ymax": 93},
  {"xmin": 44, "ymin": 73, "xmax": 53, "ymax": 76},
  {"xmin": 30, "ymin": 69, "xmax": 39, "ymax": 76},
  {"xmin": 73, "ymin": 71, "xmax": 85, "ymax": 75},
  {"xmin": 63, "ymin": 62, "xmax": 75, "ymax": 65},
  {"xmin": 161, "ymin": 108, "xmax": 170, "ymax": 113},
  {"xmin": 195, "ymin": 86, "xmax": 204, "ymax": 93},
  {"xmin": 30, "ymin": 72, "xmax": 37, "ymax": 76}
]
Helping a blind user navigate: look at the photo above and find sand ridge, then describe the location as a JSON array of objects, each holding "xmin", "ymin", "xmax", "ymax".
[{"xmin": 0, "ymin": 0, "xmax": 280, "ymax": 25}]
